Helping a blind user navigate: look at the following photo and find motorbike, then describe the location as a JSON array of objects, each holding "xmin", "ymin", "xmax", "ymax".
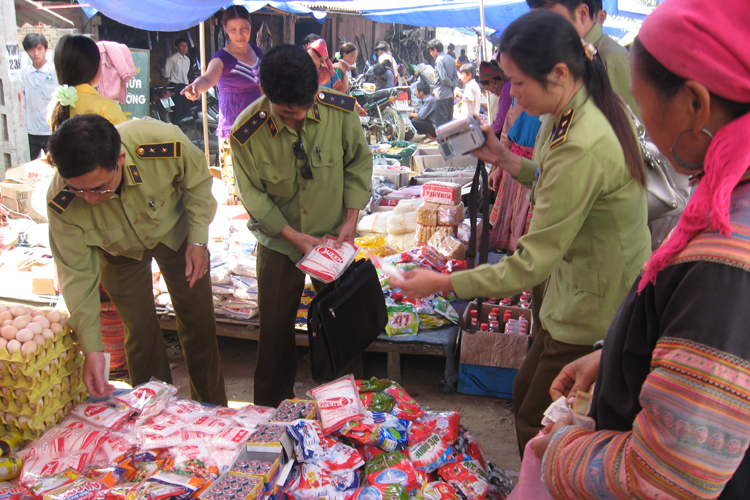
[
  {"xmin": 149, "ymin": 86, "xmax": 175, "ymax": 123},
  {"xmin": 350, "ymin": 74, "xmax": 408, "ymax": 144}
]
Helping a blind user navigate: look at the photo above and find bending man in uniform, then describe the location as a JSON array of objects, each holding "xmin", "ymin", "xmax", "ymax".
[
  {"xmin": 231, "ymin": 45, "xmax": 372, "ymax": 408},
  {"xmin": 46, "ymin": 114, "xmax": 227, "ymax": 404}
]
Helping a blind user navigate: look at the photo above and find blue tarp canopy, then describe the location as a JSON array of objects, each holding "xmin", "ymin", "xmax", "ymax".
[
  {"xmin": 361, "ymin": 0, "xmax": 620, "ymax": 30},
  {"xmin": 79, "ymin": 0, "xmax": 330, "ymax": 32}
]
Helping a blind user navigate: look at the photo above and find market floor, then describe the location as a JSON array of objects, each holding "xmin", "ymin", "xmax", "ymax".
[{"xmin": 155, "ymin": 332, "xmax": 522, "ymax": 475}]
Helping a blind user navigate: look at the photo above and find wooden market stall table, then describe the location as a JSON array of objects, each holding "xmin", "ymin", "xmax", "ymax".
[{"xmin": 157, "ymin": 312, "xmax": 459, "ymax": 388}]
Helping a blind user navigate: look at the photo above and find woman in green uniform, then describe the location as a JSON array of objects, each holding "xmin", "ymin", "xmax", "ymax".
[{"xmin": 391, "ymin": 10, "xmax": 650, "ymax": 452}]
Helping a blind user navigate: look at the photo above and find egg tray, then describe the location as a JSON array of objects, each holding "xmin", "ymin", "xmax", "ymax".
[
  {"xmin": 0, "ymin": 377, "xmax": 87, "ymax": 421},
  {"xmin": 0, "ymin": 331, "xmax": 76, "ymax": 377},
  {"xmin": 1, "ymin": 389, "xmax": 87, "ymax": 441},
  {"xmin": 0, "ymin": 362, "xmax": 83, "ymax": 407},
  {"xmin": 0, "ymin": 348, "xmax": 82, "ymax": 389}
]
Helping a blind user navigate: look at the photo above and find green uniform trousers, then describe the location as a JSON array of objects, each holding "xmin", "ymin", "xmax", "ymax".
[
  {"xmin": 255, "ymin": 245, "xmax": 363, "ymax": 408},
  {"xmin": 99, "ymin": 239, "xmax": 227, "ymax": 405},
  {"xmin": 512, "ymin": 326, "xmax": 593, "ymax": 456}
]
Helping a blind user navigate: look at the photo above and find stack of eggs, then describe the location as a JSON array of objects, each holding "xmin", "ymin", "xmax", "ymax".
[{"xmin": 0, "ymin": 304, "xmax": 86, "ymax": 440}]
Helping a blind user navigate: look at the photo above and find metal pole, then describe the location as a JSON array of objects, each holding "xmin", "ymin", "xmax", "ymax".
[
  {"xmin": 199, "ymin": 21, "xmax": 210, "ymax": 167},
  {"xmin": 479, "ymin": 0, "xmax": 488, "ymax": 61}
]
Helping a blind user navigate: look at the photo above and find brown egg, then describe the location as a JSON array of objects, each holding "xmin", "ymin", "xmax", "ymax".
[
  {"xmin": 15, "ymin": 329, "xmax": 33, "ymax": 343},
  {"xmin": 6, "ymin": 339, "xmax": 21, "ymax": 354},
  {"xmin": 1, "ymin": 326, "xmax": 17, "ymax": 340}
]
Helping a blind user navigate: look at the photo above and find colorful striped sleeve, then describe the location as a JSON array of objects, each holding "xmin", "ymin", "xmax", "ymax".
[{"xmin": 542, "ymin": 337, "xmax": 750, "ymax": 500}]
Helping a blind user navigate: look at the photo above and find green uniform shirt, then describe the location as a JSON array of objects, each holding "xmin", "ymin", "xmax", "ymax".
[
  {"xmin": 584, "ymin": 23, "xmax": 640, "ymax": 119},
  {"xmin": 230, "ymin": 88, "xmax": 373, "ymax": 262},
  {"xmin": 46, "ymin": 119, "xmax": 216, "ymax": 354},
  {"xmin": 452, "ymin": 87, "xmax": 650, "ymax": 346}
]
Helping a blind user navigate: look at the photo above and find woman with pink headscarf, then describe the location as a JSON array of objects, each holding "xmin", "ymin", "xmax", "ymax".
[
  {"xmin": 307, "ymin": 39, "xmax": 346, "ymax": 93},
  {"xmin": 535, "ymin": 0, "xmax": 750, "ymax": 498}
]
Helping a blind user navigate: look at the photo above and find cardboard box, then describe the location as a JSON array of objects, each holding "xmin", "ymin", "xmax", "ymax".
[
  {"xmin": 0, "ymin": 179, "xmax": 46, "ymax": 223},
  {"xmin": 372, "ymin": 168, "xmax": 410, "ymax": 189},
  {"xmin": 4, "ymin": 158, "xmax": 55, "ymax": 183},
  {"xmin": 460, "ymin": 304, "xmax": 531, "ymax": 369},
  {"xmin": 458, "ymin": 363, "xmax": 518, "ymax": 399},
  {"xmin": 412, "ymin": 149, "xmax": 479, "ymax": 173},
  {"xmin": 31, "ymin": 277, "xmax": 56, "ymax": 296}
]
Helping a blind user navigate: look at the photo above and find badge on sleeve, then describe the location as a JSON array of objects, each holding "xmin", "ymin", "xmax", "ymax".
[
  {"xmin": 549, "ymin": 109, "xmax": 575, "ymax": 150},
  {"xmin": 232, "ymin": 110, "xmax": 269, "ymax": 145},
  {"xmin": 317, "ymin": 91, "xmax": 356, "ymax": 112},
  {"xmin": 135, "ymin": 142, "xmax": 182, "ymax": 159},
  {"xmin": 48, "ymin": 185, "xmax": 75, "ymax": 215}
]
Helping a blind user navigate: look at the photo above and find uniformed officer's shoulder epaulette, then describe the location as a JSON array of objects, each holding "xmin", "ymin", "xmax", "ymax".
[
  {"xmin": 316, "ymin": 90, "xmax": 356, "ymax": 113},
  {"xmin": 48, "ymin": 185, "xmax": 75, "ymax": 215},
  {"xmin": 135, "ymin": 141, "xmax": 182, "ymax": 159},
  {"xmin": 232, "ymin": 110, "xmax": 270, "ymax": 145},
  {"xmin": 127, "ymin": 164, "xmax": 143, "ymax": 185},
  {"xmin": 549, "ymin": 108, "xmax": 575, "ymax": 150}
]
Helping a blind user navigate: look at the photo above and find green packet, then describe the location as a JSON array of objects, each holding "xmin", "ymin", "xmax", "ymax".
[
  {"xmin": 385, "ymin": 305, "xmax": 420, "ymax": 336},
  {"xmin": 432, "ymin": 296, "xmax": 459, "ymax": 324}
]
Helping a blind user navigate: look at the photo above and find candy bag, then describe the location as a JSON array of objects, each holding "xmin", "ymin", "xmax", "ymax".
[
  {"xmin": 419, "ymin": 482, "xmax": 458, "ymax": 500},
  {"xmin": 364, "ymin": 451, "xmax": 420, "ymax": 491},
  {"xmin": 0, "ymin": 482, "xmax": 35, "ymax": 500},
  {"xmin": 43, "ymin": 471, "xmax": 105, "ymax": 500},
  {"xmin": 437, "ymin": 460, "xmax": 489, "ymax": 500},
  {"xmin": 85, "ymin": 467, "xmax": 127, "ymax": 488},
  {"xmin": 349, "ymin": 484, "xmax": 408, "ymax": 500},
  {"xmin": 307, "ymin": 375, "xmax": 365, "ymax": 435},
  {"xmin": 385, "ymin": 305, "xmax": 419, "ymax": 336},
  {"xmin": 68, "ymin": 404, "xmax": 133, "ymax": 431}
]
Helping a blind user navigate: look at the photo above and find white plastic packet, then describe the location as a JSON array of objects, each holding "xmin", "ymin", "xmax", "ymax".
[{"xmin": 296, "ymin": 236, "xmax": 358, "ymax": 284}]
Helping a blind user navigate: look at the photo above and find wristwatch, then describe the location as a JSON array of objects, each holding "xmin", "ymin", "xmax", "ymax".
[{"xmin": 188, "ymin": 242, "xmax": 208, "ymax": 249}]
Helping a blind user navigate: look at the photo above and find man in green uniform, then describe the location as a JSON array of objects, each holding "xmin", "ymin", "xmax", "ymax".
[
  {"xmin": 527, "ymin": 0, "xmax": 638, "ymax": 118},
  {"xmin": 46, "ymin": 114, "xmax": 227, "ymax": 404},
  {"xmin": 231, "ymin": 44, "xmax": 372, "ymax": 408}
]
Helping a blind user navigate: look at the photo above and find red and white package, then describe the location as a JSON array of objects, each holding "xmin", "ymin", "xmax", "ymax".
[
  {"xmin": 183, "ymin": 416, "xmax": 232, "ymax": 435},
  {"xmin": 296, "ymin": 236, "xmax": 358, "ymax": 284},
  {"xmin": 232, "ymin": 404, "xmax": 275, "ymax": 428},
  {"xmin": 437, "ymin": 459, "xmax": 489, "ymax": 500},
  {"xmin": 307, "ymin": 375, "xmax": 365, "ymax": 435},
  {"xmin": 420, "ymin": 482, "xmax": 458, "ymax": 500},
  {"xmin": 211, "ymin": 427, "xmax": 251, "ymax": 449},
  {"xmin": 17, "ymin": 427, "xmax": 109, "ymax": 462},
  {"xmin": 137, "ymin": 414, "xmax": 187, "ymax": 437},
  {"xmin": 20, "ymin": 456, "xmax": 91, "ymax": 488},
  {"xmin": 205, "ymin": 446, "xmax": 241, "ymax": 472},
  {"xmin": 67, "ymin": 404, "xmax": 133, "ymax": 432},
  {"xmin": 179, "ymin": 429, "xmax": 209, "ymax": 446},
  {"xmin": 169, "ymin": 444, "xmax": 210, "ymax": 465},
  {"xmin": 92, "ymin": 436, "xmax": 134, "ymax": 466},
  {"xmin": 0, "ymin": 481, "xmax": 35, "ymax": 500},
  {"xmin": 421, "ymin": 182, "xmax": 462, "ymax": 206},
  {"xmin": 136, "ymin": 429, "xmax": 182, "ymax": 451},
  {"xmin": 163, "ymin": 399, "xmax": 207, "ymax": 423},
  {"xmin": 114, "ymin": 380, "xmax": 177, "ymax": 413},
  {"xmin": 410, "ymin": 412, "xmax": 460, "ymax": 447},
  {"xmin": 211, "ymin": 407, "xmax": 238, "ymax": 420},
  {"xmin": 43, "ymin": 472, "xmax": 105, "ymax": 500}
]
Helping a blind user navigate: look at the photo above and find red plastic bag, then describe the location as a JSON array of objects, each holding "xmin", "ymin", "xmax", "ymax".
[{"xmin": 506, "ymin": 434, "xmax": 554, "ymax": 500}]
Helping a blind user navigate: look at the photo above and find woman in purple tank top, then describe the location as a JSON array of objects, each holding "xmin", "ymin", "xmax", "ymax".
[{"xmin": 182, "ymin": 5, "xmax": 262, "ymax": 204}]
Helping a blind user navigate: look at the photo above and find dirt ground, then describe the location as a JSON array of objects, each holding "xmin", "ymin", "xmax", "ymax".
[{"xmin": 162, "ymin": 333, "xmax": 522, "ymax": 476}]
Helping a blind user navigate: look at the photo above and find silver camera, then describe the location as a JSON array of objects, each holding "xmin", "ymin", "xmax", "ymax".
[{"xmin": 435, "ymin": 115, "xmax": 485, "ymax": 159}]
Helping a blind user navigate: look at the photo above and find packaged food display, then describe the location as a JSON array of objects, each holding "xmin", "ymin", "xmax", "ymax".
[
  {"xmin": 386, "ymin": 212, "xmax": 417, "ymax": 236},
  {"xmin": 437, "ymin": 203, "xmax": 465, "ymax": 227},
  {"xmin": 415, "ymin": 203, "xmax": 439, "ymax": 226},
  {"xmin": 296, "ymin": 236, "xmax": 358, "ymax": 284}
]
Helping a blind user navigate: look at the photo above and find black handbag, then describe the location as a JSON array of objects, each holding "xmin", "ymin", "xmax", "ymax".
[{"xmin": 307, "ymin": 258, "xmax": 387, "ymax": 383}]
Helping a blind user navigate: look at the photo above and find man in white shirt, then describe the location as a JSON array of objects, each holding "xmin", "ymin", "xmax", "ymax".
[
  {"xmin": 163, "ymin": 38, "xmax": 190, "ymax": 121},
  {"xmin": 21, "ymin": 33, "xmax": 57, "ymax": 160}
]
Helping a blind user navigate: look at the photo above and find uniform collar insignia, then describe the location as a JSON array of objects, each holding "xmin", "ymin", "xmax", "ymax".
[{"xmin": 549, "ymin": 108, "xmax": 575, "ymax": 151}]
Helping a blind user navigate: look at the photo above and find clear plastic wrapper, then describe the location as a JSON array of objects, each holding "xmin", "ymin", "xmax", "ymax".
[
  {"xmin": 114, "ymin": 380, "xmax": 177, "ymax": 416},
  {"xmin": 136, "ymin": 430, "xmax": 182, "ymax": 451},
  {"xmin": 210, "ymin": 427, "xmax": 252, "ymax": 449},
  {"xmin": 231, "ymin": 404, "xmax": 275, "ymax": 428},
  {"xmin": 357, "ymin": 212, "xmax": 392, "ymax": 236},
  {"xmin": 434, "ymin": 235, "xmax": 465, "ymax": 261},
  {"xmin": 307, "ymin": 375, "xmax": 365, "ymax": 435},
  {"xmin": 17, "ymin": 427, "xmax": 110, "ymax": 462},
  {"xmin": 415, "ymin": 203, "xmax": 439, "ymax": 226},
  {"xmin": 231, "ymin": 258, "xmax": 257, "ymax": 278},
  {"xmin": 183, "ymin": 416, "xmax": 232, "ymax": 435},
  {"xmin": 386, "ymin": 212, "xmax": 417, "ymax": 236},
  {"xmin": 163, "ymin": 399, "xmax": 207, "ymax": 423},
  {"xmin": 179, "ymin": 429, "xmax": 209, "ymax": 446},
  {"xmin": 393, "ymin": 199, "xmax": 423, "ymax": 214},
  {"xmin": 42, "ymin": 470, "xmax": 105, "ymax": 500},
  {"xmin": 437, "ymin": 203, "xmax": 465, "ymax": 227}
]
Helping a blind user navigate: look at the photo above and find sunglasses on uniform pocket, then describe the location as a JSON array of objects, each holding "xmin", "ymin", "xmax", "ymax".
[{"xmin": 292, "ymin": 140, "xmax": 314, "ymax": 180}]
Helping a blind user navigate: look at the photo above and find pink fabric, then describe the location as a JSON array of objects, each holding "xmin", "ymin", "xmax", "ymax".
[
  {"xmin": 639, "ymin": 0, "xmax": 750, "ymax": 103},
  {"xmin": 639, "ymin": 111, "xmax": 750, "ymax": 291},
  {"xmin": 507, "ymin": 434, "xmax": 554, "ymax": 500},
  {"xmin": 96, "ymin": 41, "xmax": 136, "ymax": 103}
]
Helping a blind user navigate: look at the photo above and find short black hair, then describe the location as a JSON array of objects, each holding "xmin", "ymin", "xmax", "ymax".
[
  {"xmin": 590, "ymin": 0, "xmax": 602, "ymax": 14},
  {"xmin": 175, "ymin": 38, "xmax": 188, "ymax": 47},
  {"xmin": 48, "ymin": 115, "xmax": 121, "ymax": 179},
  {"xmin": 459, "ymin": 63, "xmax": 476, "ymax": 76},
  {"xmin": 416, "ymin": 81, "xmax": 430, "ymax": 95},
  {"xmin": 303, "ymin": 33, "xmax": 321, "ymax": 47},
  {"xmin": 381, "ymin": 59, "xmax": 393, "ymax": 69},
  {"xmin": 260, "ymin": 44, "xmax": 319, "ymax": 107},
  {"xmin": 339, "ymin": 43, "xmax": 357, "ymax": 56},
  {"xmin": 372, "ymin": 63, "xmax": 385, "ymax": 77},
  {"xmin": 22, "ymin": 33, "xmax": 48, "ymax": 51},
  {"xmin": 427, "ymin": 39, "xmax": 444, "ymax": 53},
  {"xmin": 526, "ymin": 0, "xmax": 596, "ymax": 19}
]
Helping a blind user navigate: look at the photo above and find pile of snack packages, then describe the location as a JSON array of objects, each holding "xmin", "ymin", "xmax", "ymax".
[
  {"xmin": 0, "ymin": 305, "xmax": 86, "ymax": 441},
  {"xmin": 153, "ymin": 217, "xmax": 259, "ymax": 321},
  {"xmin": 1, "ymin": 374, "xmax": 514, "ymax": 500}
]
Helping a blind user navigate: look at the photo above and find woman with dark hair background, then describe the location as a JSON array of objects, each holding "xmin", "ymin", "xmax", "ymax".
[
  {"xmin": 391, "ymin": 9, "xmax": 650, "ymax": 452},
  {"xmin": 49, "ymin": 34, "xmax": 126, "ymax": 131},
  {"xmin": 182, "ymin": 5, "xmax": 263, "ymax": 204},
  {"xmin": 536, "ymin": 1, "xmax": 750, "ymax": 498}
]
